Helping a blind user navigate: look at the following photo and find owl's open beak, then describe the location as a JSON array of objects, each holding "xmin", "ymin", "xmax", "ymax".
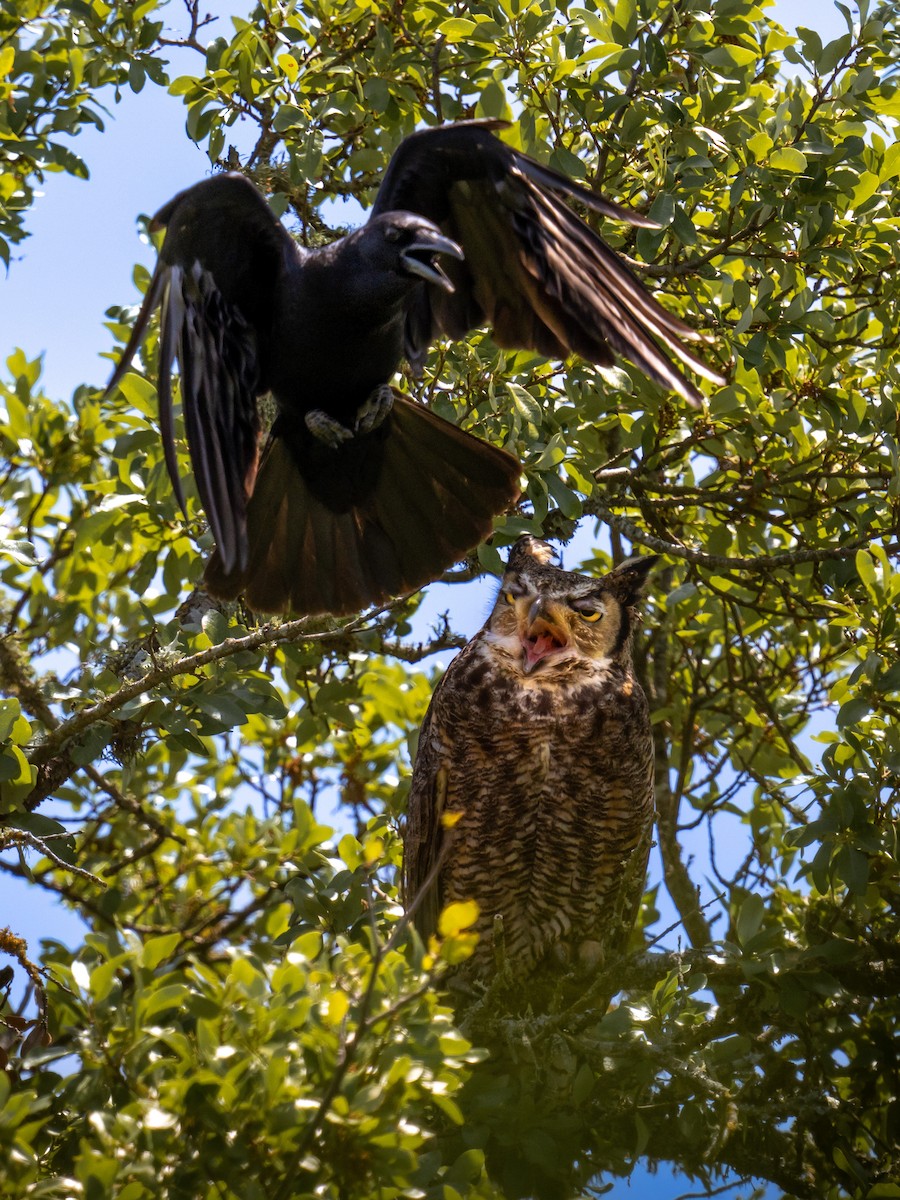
[{"xmin": 521, "ymin": 600, "xmax": 569, "ymax": 673}]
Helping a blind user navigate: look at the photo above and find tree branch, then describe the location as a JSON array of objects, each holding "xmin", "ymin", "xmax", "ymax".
[
  {"xmin": 20, "ymin": 602, "xmax": 461, "ymax": 810},
  {"xmin": 589, "ymin": 500, "xmax": 874, "ymax": 571}
]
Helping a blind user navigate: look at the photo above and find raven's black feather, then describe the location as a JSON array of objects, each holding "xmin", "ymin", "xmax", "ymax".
[{"xmin": 107, "ymin": 121, "xmax": 722, "ymax": 615}]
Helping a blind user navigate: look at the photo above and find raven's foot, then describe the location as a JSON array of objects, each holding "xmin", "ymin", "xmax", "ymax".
[
  {"xmin": 305, "ymin": 386, "xmax": 394, "ymax": 448},
  {"xmin": 354, "ymin": 384, "xmax": 394, "ymax": 434},
  {"xmin": 305, "ymin": 409, "xmax": 355, "ymax": 448}
]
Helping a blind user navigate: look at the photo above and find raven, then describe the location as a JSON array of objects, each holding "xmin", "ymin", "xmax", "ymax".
[{"xmin": 106, "ymin": 120, "xmax": 723, "ymax": 616}]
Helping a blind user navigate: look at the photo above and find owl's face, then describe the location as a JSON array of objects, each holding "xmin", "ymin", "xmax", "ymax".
[{"xmin": 484, "ymin": 536, "xmax": 656, "ymax": 676}]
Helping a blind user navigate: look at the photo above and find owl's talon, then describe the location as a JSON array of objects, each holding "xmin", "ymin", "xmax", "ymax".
[
  {"xmin": 305, "ymin": 408, "xmax": 355, "ymax": 448},
  {"xmin": 354, "ymin": 384, "xmax": 394, "ymax": 434}
]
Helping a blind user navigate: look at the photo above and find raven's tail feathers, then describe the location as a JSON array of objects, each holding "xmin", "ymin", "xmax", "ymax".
[{"xmin": 203, "ymin": 392, "xmax": 521, "ymax": 616}]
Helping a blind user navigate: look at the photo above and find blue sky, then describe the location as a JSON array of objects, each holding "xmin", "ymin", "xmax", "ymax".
[{"xmin": 1, "ymin": 4, "xmax": 852, "ymax": 1197}]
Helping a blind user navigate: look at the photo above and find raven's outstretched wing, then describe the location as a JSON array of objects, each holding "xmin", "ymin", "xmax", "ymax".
[
  {"xmin": 106, "ymin": 171, "xmax": 522, "ymax": 616},
  {"xmin": 107, "ymin": 174, "xmax": 290, "ymax": 573},
  {"xmin": 371, "ymin": 120, "xmax": 724, "ymax": 404}
]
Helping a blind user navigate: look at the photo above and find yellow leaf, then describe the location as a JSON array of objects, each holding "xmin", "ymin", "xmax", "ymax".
[
  {"xmin": 440, "ymin": 810, "xmax": 464, "ymax": 829},
  {"xmin": 325, "ymin": 991, "xmax": 349, "ymax": 1026},
  {"xmin": 438, "ymin": 900, "xmax": 479, "ymax": 938},
  {"xmin": 362, "ymin": 836, "xmax": 383, "ymax": 867},
  {"xmin": 277, "ymin": 53, "xmax": 298, "ymax": 82},
  {"xmin": 440, "ymin": 932, "xmax": 479, "ymax": 965}
]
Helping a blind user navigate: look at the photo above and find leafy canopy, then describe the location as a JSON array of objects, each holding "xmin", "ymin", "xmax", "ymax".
[{"xmin": 1, "ymin": 1, "xmax": 899, "ymax": 1198}]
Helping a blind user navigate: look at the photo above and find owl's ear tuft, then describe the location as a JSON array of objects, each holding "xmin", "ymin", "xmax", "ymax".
[
  {"xmin": 508, "ymin": 535, "xmax": 559, "ymax": 569},
  {"xmin": 606, "ymin": 555, "xmax": 658, "ymax": 606}
]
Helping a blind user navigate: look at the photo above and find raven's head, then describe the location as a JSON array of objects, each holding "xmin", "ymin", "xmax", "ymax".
[{"xmin": 367, "ymin": 212, "xmax": 463, "ymax": 293}]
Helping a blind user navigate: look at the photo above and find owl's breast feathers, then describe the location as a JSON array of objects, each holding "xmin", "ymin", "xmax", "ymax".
[{"xmin": 407, "ymin": 631, "xmax": 654, "ymax": 976}]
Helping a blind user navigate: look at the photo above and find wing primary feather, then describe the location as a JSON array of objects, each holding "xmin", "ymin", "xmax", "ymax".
[
  {"xmin": 157, "ymin": 267, "xmax": 188, "ymax": 516},
  {"xmin": 105, "ymin": 262, "xmax": 193, "ymax": 514},
  {"xmin": 104, "ymin": 265, "xmax": 166, "ymax": 398},
  {"xmin": 511, "ymin": 153, "xmax": 662, "ymax": 229},
  {"xmin": 515, "ymin": 183, "xmax": 725, "ymax": 400},
  {"xmin": 108, "ymin": 175, "xmax": 271, "ymax": 578},
  {"xmin": 180, "ymin": 295, "xmax": 242, "ymax": 573},
  {"xmin": 526, "ymin": 184, "xmax": 705, "ymax": 343},
  {"xmin": 374, "ymin": 122, "xmax": 723, "ymax": 400}
]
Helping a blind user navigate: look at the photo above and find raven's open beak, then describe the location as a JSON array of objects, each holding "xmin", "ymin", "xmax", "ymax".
[{"xmin": 401, "ymin": 231, "xmax": 464, "ymax": 293}]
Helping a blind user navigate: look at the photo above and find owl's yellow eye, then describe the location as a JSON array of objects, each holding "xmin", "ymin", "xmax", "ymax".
[
  {"xmin": 580, "ymin": 610, "xmax": 603, "ymax": 622},
  {"xmin": 505, "ymin": 592, "xmax": 516, "ymax": 606}
]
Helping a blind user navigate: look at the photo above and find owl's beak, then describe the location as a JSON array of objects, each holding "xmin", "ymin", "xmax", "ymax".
[{"xmin": 521, "ymin": 599, "xmax": 569, "ymax": 673}]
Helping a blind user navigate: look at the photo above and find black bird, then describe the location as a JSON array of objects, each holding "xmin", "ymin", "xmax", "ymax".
[{"xmin": 106, "ymin": 119, "xmax": 723, "ymax": 616}]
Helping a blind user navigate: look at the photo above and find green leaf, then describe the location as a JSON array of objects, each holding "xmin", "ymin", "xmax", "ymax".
[
  {"xmin": 142, "ymin": 933, "xmax": 182, "ymax": 971},
  {"xmin": 438, "ymin": 18, "xmax": 476, "ymax": 40},
  {"xmin": 769, "ymin": 146, "xmax": 808, "ymax": 173},
  {"xmin": 736, "ymin": 894, "xmax": 765, "ymax": 946},
  {"xmin": 855, "ymin": 548, "xmax": 876, "ymax": 589},
  {"xmin": 507, "ymin": 382, "xmax": 541, "ymax": 429},
  {"xmin": 140, "ymin": 983, "xmax": 190, "ymax": 1020},
  {"xmin": 0, "ymin": 698, "xmax": 23, "ymax": 742},
  {"xmin": 879, "ymin": 141, "xmax": 900, "ymax": 182},
  {"xmin": 191, "ymin": 693, "xmax": 248, "ymax": 730},
  {"xmin": 273, "ymin": 104, "xmax": 306, "ymax": 133},
  {"xmin": 3, "ymin": 812, "xmax": 68, "ymax": 841},
  {"xmin": 837, "ymin": 698, "xmax": 870, "ymax": 727},
  {"xmin": 0, "ymin": 744, "xmax": 35, "ymax": 809},
  {"xmin": 113, "ymin": 371, "xmax": 157, "ymax": 416},
  {"xmin": 835, "ymin": 846, "xmax": 869, "ymax": 896},
  {"xmin": 201, "ymin": 610, "xmax": 229, "ymax": 644}
]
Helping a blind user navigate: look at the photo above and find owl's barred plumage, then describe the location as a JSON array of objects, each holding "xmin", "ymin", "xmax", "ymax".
[{"xmin": 404, "ymin": 536, "xmax": 656, "ymax": 991}]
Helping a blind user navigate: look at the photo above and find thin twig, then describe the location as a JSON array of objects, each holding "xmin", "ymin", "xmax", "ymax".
[
  {"xmin": 589, "ymin": 501, "xmax": 872, "ymax": 570},
  {"xmin": 0, "ymin": 829, "xmax": 104, "ymax": 887}
]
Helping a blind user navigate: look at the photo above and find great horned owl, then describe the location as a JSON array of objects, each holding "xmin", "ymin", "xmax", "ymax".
[{"xmin": 403, "ymin": 536, "xmax": 656, "ymax": 990}]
